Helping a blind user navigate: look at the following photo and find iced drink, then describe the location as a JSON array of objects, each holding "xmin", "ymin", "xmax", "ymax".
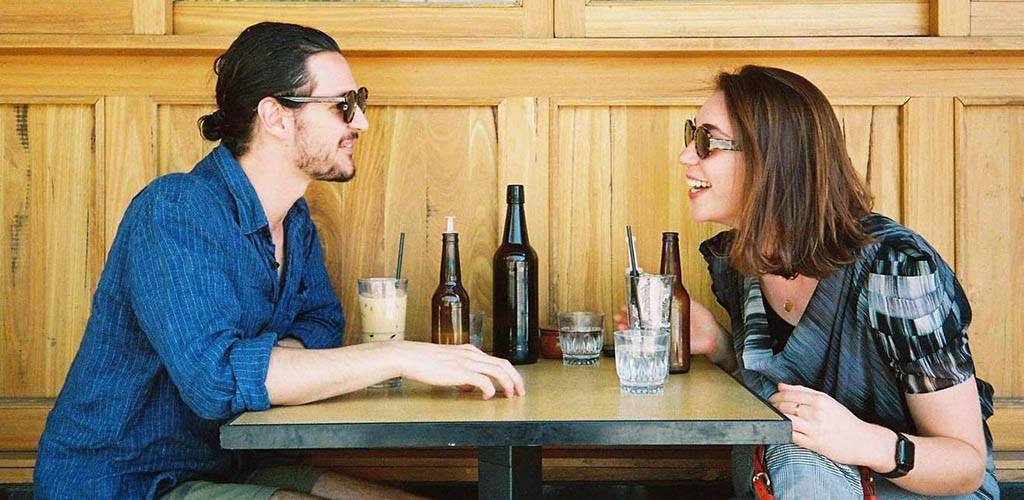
[{"xmin": 357, "ymin": 277, "xmax": 408, "ymax": 388}]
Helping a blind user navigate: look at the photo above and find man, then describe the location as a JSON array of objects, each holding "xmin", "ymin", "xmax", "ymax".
[{"xmin": 35, "ymin": 22, "xmax": 524, "ymax": 500}]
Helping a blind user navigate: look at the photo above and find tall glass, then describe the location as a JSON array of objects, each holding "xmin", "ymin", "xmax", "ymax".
[
  {"xmin": 357, "ymin": 277, "xmax": 408, "ymax": 388},
  {"xmin": 625, "ymin": 274, "xmax": 674, "ymax": 332}
]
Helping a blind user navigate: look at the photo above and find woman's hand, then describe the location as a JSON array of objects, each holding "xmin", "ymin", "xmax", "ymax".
[{"xmin": 769, "ymin": 382, "xmax": 892, "ymax": 467}]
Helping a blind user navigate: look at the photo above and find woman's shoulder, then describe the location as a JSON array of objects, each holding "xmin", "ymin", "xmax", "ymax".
[{"xmin": 859, "ymin": 213, "xmax": 949, "ymax": 277}]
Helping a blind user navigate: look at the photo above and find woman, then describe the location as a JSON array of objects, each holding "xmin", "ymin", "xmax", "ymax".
[{"xmin": 619, "ymin": 65, "xmax": 999, "ymax": 499}]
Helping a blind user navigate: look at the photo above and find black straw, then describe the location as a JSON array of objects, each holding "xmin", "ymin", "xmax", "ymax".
[
  {"xmin": 395, "ymin": 232, "xmax": 406, "ymax": 279},
  {"xmin": 626, "ymin": 226, "xmax": 643, "ymax": 327}
]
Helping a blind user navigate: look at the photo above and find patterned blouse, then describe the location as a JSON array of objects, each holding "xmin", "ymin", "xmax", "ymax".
[{"xmin": 699, "ymin": 213, "xmax": 997, "ymax": 479}]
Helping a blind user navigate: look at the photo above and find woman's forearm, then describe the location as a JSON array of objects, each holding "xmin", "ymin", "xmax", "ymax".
[{"xmin": 862, "ymin": 423, "xmax": 986, "ymax": 496}]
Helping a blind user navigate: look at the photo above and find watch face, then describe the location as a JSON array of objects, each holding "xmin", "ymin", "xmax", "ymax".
[{"xmin": 885, "ymin": 432, "xmax": 915, "ymax": 478}]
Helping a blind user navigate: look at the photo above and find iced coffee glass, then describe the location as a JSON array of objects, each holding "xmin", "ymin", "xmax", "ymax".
[{"xmin": 357, "ymin": 277, "xmax": 408, "ymax": 388}]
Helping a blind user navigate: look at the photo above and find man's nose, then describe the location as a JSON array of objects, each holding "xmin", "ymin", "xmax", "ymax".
[{"xmin": 349, "ymin": 106, "xmax": 369, "ymax": 132}]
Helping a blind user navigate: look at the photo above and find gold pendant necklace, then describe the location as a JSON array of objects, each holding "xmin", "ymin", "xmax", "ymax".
[{"xmin": 784, "ymin": 299, "xmax": 794, "ymax": 313}]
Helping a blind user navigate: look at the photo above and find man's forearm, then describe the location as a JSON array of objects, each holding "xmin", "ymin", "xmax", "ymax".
[{"xmin": 265, "ymin": 342, "xmax": 398, "ymax": 405}]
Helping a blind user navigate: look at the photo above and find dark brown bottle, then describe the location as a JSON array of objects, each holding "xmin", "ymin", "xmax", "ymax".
[
  {"xmin": 492, "ymin": 185, "xmax": 539, "ymax": 364},
  {"xmin": 431, "ymin": 224, "xmax": 470, "ymax": 345},
  {"xmin": 660, "ymin": 232, "xmax": 691, "ymax": 373}
]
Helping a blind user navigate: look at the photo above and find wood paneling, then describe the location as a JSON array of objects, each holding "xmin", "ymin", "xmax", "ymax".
[
  {"xmin": 833, "ymin": 103, "xmax": 904, "ymax": 221},
  {"xmin": 133, "ymin": 0, "xmax": 171, "ymax": 35},
  {"xmin": 307, "ymin": 105, "xmax": 500, "ymax": 345},
  {"xmin": 902, "ymin": 98, "xmax": 956, "ymax": 263},
  {"xmin": 0, "ymin": 103, "xmax": 101, "ymax": 398},
  {"xmin": 972, "ymin": 1, "xmax": 1024, "ymax": 36},
  {"xmin": 157, "ymin": 103, "xmax": 218, "ymax": 176},
  {"xmin": 956, "ymin": 101, "xmax": 1024, "ymax": 399},
  {"xmin": 173, "ymin": 1, "xmax": 551, "ymax": 38},
  {"xmin": 574, "ymin": 0, "xmax": 929, "ymax": 38},
  {"xmin": 0, "ymin": 0, "xmax": 133, "ymax": 35},
  {"xmin": 105, "ymin": 97, "xmax": 156, "ymax": 251},
  {"xmin": 931, "ymin": 0, "xmax": 972, "ymax": 35}
]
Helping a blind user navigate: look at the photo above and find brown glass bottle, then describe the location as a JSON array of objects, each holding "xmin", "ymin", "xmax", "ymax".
[
  {"xmin": 660, "ymin": 232, "xmax": 691, "ymax": 373},
  {"xmin": 492, "ymin": 185, "xmax": 539, "ymax": 364},
  {"xmin": 431, "ymin": 232, "xmax": 470, "ymax": 345}
]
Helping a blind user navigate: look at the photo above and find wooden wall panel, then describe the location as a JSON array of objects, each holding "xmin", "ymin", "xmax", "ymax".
[
  {"xmin": 578, "ymin": 1, "xmax": 930, "ymax": 38},
  {"xmin": 834, "ymin": 104, "xmax": 904, "ymax": 222},
  {"xmin": 308, "ymin": 106, "xmax": 500, "ymax": 346},
  {"xmin": 0, "ymin": 103, "xmax": 100, "ymax": 397},
  {"xmin": 105, "ymin": 97, "xmax": 156, "ymax": 251},
  {"xmin": 0, "ymin": 0, "xmax": 133, "ymax": 35},
  {"xmin": 551, "ymin": 106, "xmax": 616, "ymax": 343},
  {"xmin": 157, "ymin": 103, "xmax": 217, "ymax": 175},
  {"xmin": 971, "ymin": 1, "xmax": 1024, "ymax": 36},
  {"xmin": 902, "ymin": 98, "xmax": 956, "ymax": 263},
  {"xmin": 956, "ymin": 101, "xmax": 1024, "ymax": 399}
]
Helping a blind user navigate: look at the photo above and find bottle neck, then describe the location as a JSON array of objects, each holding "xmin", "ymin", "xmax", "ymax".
[
  {"xmin": 659, "ymin": 238, "xmax": 682, "ymax": 285},
  {"xmin": 502, "ymin": 202, "xmax": 530, "ymax": 245},
  {"xmin": 440, "ymin": 234, "xmax": 462, "ymax": 284}
]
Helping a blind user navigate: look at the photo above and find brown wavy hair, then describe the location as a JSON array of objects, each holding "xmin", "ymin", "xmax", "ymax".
[{"xmin": 716, "ymin": 65, "xmax": 874, "ymax": 279}]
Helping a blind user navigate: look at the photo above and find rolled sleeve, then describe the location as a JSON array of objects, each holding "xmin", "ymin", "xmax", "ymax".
[
  {"xmin": 127, "ymin": 182, "xmax": 275, "ymax": 419},
  {"xmin": 867, "ymin": 241, "xmax": 976, "ymax": 394},
  {"xmin": 228, "ymin": 331, "xmax": 277, "ymax": 413}
]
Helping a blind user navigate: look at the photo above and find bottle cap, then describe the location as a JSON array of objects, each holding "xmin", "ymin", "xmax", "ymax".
[{"xmin": 506, "ymin": 185, "xmax": 525, "ymax": 204}]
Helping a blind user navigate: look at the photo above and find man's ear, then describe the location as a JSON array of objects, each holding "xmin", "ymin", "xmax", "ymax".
[{"xmin": 255, "ymin": 96, "xmax": 292, "ymax": 140}]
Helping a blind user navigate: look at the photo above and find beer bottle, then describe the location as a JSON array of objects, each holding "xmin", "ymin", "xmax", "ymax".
[
  {"xmin": 659, "ymin": 232, "xmax": 691, "ymax": 373},
  {"xmin": 492, "ymin": 185, "xmax": 539, "ymax": 364},
  {"xmin": 431, "ymin": 216, "xmax": 470, "ymax": 345}
]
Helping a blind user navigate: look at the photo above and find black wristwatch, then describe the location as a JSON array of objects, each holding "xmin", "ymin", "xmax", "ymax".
[{"xmin": 881, "ymin": 431, "xmax": 915, "ymax": 478}]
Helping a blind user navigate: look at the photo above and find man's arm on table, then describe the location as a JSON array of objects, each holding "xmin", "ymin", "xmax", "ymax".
[{"xmin": 266, "ymin": 341, "xmax": 525, "ymax": 405}]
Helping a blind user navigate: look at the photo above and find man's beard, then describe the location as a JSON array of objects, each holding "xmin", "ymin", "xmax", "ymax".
[{"xmin": 295, "ymin": 128, "xmax": 358, "ymax": 183}]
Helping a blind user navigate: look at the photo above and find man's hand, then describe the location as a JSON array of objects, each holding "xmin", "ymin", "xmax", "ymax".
[{"xmin": 388, "ymin": 341, "xmax": 526, "ymax": 400}]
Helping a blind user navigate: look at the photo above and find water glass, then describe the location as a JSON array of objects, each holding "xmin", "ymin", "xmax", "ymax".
[
  {"xmin": 469, "ymin": 310, "xmax": 485, "ymax": 349},
  {"xmin": 557, "ymin": 311, "xmax": 605, "ymax": 366},
  {"xmin": 626, "ymin": 274, "xmax": 674, "ymax": 331},
  {"xmin": 614, "ymin": 329, "xmax": 670, "ymax": 394}
]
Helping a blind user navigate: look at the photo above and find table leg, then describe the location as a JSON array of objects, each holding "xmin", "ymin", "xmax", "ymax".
[{"xmin": 477, "ymin": 446, "xmax": 542, "ymax": 500}]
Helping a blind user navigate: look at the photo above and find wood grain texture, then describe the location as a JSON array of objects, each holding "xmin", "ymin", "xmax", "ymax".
[
  {"xmin": 554, "ymin": 0, "xmax": 587, "ymax": 37},
  {"xmin": 956, "ymin": 101, "xmax": 1024, "ymax": 399},
  {"xmin": 0, "ymin": 0, "xmax": 133, "ymax": 35},
  {"xmin": 105, "ymin": 97, "xmax": 156, "ymax": 252},
  {"xmin": 551, "ymin": 106, "xmax": 615, "ymax": 343},
  {"xmin": 174, "ymin": 3, "xmax": 525, "ymax": 37},
  {"xmin": 833, "ymin": 105, "xmax": 903, "ymax": 222},
  {"xmin": 972, "ymin": 1, "xmax": 1024, "ymax": 36},
  {"xmin": 157, "ymin": 103, "xmax": 218, "ymax": 175},
  {"xmin": 583, "ymin": 1, "xmax": 929, "ymax": 37},
  {"xmin": 308, "ymin": 106, "xmax": 499, "ymax": 345},
  {"xmin": 0, "ymin": 104, "xmax": 97, "ymax": 397},
  {"xmin": 930, "ymin": 0, "xmax": 972, "ymax": 35},
  {"xmin": 902, "ymin": 98, "xmax": 956, "ymax": 264},
  {"xmin": 498, "ymin": 98, "xmax": 550, "ymax": 330},
  {"xmin": 132, "ymin": 0, "xmax": 171, "ymax": 35}
]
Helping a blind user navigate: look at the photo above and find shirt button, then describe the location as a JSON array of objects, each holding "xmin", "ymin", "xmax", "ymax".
[{"xmin": 271, "ymin": 262, "xmax": 280, "ymax": 269}]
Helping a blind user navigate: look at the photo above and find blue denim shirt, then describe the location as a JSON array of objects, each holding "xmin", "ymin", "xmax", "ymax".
[{"xmin": 35, "ymin": 145, "xmax": 346, "ymax": 499}]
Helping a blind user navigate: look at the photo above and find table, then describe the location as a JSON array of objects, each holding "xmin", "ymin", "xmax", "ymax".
[{"xmin": 221, "ymin": 356, "xmax": 790, "ymax": 499}]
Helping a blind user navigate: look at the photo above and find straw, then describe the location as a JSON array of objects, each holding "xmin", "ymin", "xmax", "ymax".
[
  {"xmin": 626, "ymin": 225, "xmax": 643, "ymax": 327},
  {"xmin": 395, "ymin": 232, "xmax": 406, "ymax": 279}
]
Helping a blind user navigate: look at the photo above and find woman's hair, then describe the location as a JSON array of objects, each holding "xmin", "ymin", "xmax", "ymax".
[
  {"xmin": 715, "ymin": 65, "xmax": 875, "ymax": 279},
  {"xmin": 198, "ymin": 22, "xmax": 341, "ymax": 156}
]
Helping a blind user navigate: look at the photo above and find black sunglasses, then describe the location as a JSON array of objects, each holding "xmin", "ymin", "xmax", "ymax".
[
  {"xmin": 276, "ymin": 87, "xmax": 369, "ymax": 123},
  {"xmin": 684, "ymin": 119, "xmax": 741, "ymax": 159}
]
